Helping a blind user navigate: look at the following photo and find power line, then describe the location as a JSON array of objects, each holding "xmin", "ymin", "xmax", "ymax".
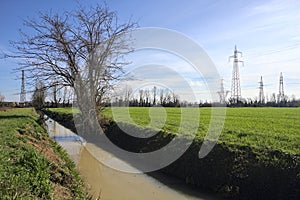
[
  {"xmin": 246, "ymin": 43, "xmax": 300, "ymax": 58},
  {"xmin": 249, "ymin": 57, "xmax": 300, "ymax": 66}
]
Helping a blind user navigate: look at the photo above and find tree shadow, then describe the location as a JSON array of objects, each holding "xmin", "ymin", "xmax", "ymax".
[{"xmin": 0, "ymin": 115, "xmax": 32, "ymax": 120}]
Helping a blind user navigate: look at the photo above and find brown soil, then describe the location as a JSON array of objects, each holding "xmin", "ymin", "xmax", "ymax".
[{"xmin": 0, "ymin": 107, "xmax": 7, "ymax": 112}]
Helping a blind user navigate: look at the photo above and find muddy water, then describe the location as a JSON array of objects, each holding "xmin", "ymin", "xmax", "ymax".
[{"xmin": 45, "ymin": 116, "xmax": 217, "ymax": 200}]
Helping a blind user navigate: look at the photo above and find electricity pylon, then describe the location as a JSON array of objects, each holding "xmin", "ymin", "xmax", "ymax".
[
  {"xmin": 277, "ymin": 72, "xmax": 285, "ymax": 102},
  {"xmin": 217, "ymin": 79, "xmax": 229, "ymax": 104},
  {"xmin": 229, "ymin": 45, "xmax": 244, "ymax": 103},
  {"xmin": 258, "ymin": 76, "xmax": 265, "ymax": 104},
  {"xmin": 20, "ymin": 70, "xmax": 26, "ymax": 105}
]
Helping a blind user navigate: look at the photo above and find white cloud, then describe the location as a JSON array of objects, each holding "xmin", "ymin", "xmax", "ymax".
[
  {"xmin": 291, "ymin": 36, "xmax": 300, "ymax": 41},
  {"xmin": 251, "ymin": 0, "xmax": 287, "ymax": 14},
  {"xmin": 189, "ymin": 80, "xmax": 202, "ymax": 88}
]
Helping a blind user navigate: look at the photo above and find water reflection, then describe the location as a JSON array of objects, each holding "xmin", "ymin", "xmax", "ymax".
[
  {"xmin": 45, "ymin": 116, "xmax": 85, "ymax": 164},
  {"xmin": 45, "ymin": 116, "xmax": 217, "ymax": 200}
]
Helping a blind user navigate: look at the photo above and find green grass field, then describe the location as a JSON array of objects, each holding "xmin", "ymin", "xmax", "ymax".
[
  {"xmin": 47, "ymin": 107, "xmax": 79, "ymax": 115},
  {"xmin": 103, "ymin": 107, "xmax": 300, "ymax": 155},
  {"xmin": 49, "ymin": 107, "xmax": 300, "ymax": 155}
]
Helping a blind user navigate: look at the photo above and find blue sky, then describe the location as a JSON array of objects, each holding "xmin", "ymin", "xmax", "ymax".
[{"xmin": 0, "ymin": 0, "xmax": 299, "ymax": 102}]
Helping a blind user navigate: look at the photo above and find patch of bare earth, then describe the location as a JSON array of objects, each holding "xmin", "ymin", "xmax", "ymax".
[{"xmin": 0, "ymin": 107, "xmax": 7, "ymax": 112}]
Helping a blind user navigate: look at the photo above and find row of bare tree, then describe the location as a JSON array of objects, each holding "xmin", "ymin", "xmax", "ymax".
[{"xmin": 111, "ymin": 86, "xmax": 180, "ymax": 107}]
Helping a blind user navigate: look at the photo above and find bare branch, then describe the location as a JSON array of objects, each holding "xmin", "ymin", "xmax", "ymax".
[{"xmin": 4, "ymin": 3, "xmax": 136, "ymax": 111}]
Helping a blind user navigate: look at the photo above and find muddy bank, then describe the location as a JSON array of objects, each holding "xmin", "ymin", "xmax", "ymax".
[{"xmin": 43, "ymin": 109, "xmax": 300, "ymax": 200}]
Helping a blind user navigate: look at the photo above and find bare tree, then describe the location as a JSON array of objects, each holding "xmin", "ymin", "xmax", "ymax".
[
  {"xmin": 62, "ymin": 86, "xmax": 73, "ymax": 106},
  {"xmin": 0, "ymin": 92, "xmax": 5, "ymax": 105},
  {"xmin": 51, "ymin": 80, "xmax": 60, "ymax": 107},
  {"xmin": 32, "ymin": 81, "xmax": 46, "ymax": 110},
  {"xmin": 165, "ymin": 90, "xmax": 171, "ymax": 105},
  {"xmin": 124, "ymin": 85, "xmax": 133, "ymax": 104},
  {"xmin": 139, "ymin": 89, "xmax": 144, "ymax": 106},
  {"xmin": 270, "ymin": 93, "xmax": 276, "ymax": 103},
  {"xmin": 6, "ymin": 4, "xmax": 136, "ymax": 120},
  {"xmin": 159, "ymin": 89, "xmax": 164, "ymax": 105},
  {"xmin": 145, "ymin": 89, "xmax": 150, "ymax": 106},
  {"xmin": 152, "ymin": 86, "xmax": 157, "ymax": 106},
  {"xmin": 171, "ymin": 91, "xmax": 180, "ymax": 107}
]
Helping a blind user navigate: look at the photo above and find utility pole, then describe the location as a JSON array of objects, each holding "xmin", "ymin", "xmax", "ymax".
[
  {"xmin": 20, "ymin": 70, "xmax": 26, "ymax": 106},
  {"xmin": 278, "ymin": 72, "xmax": 285, "ymax": 102},
  {"xmin": 229, "ymin": 45, "xmax": 244, "ymax": 103},
  {"xmin": 258, "ymin": 76, "xmax": 265, "ymax": 104},
  {"xmin": 217, "ymin": 79, "xmax": 229, "ymax": 104}
]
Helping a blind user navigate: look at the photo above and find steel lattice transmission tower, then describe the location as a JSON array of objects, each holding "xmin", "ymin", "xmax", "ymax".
[
  {"xmin": 20, "ymin": 70, "xmax": 26, "ymax": 104},
  {"xmin": 217, "ymin": 79, "xmax": 229, "ymax": 104},
  {"xmin": 229, "ymin": 45, "xmax": 244, "ymax": 103},
  {"xmin": 258, "ymin": 76, "xmax": 265, "ymax": 104},
  {"xmin": 277, "ymin": 72, "xmax": 285, "ymax": 102}
]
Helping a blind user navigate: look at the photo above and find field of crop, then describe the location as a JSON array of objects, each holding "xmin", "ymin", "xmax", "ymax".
[
  {"xmin": 48, "ymin": 107, "xmax": 300, "ymax": 155},
  {"xmin": 101, "ymin": 107, "xmax": 300, "ymax": 155}
]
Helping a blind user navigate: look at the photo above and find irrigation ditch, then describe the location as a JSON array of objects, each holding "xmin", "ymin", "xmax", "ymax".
[{"xmin": 42, "ymin": 109, "xmax": 300, "ymax": 200}]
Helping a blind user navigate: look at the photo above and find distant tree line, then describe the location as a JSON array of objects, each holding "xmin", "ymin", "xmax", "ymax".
[
  {"xmin": 31, "ymin": 80, "xmax": 74, "ymax": 109},
  {"xmin": 108, "ymin": 85, "xmax": 300, "ymax": 108},
  {"xmin": 110, "ymin": 86, "xmax": 181, "ymax": 107},
  {"xmin": 227, "ymin": 96, "xmax": 300, "ymax": 107},
  {"xmin": 28, "ymin": 77, "xmax": 300, "ymax": 109}
]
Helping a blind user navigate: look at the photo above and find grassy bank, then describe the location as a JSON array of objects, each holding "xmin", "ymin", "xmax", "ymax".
[
  {"xmin": 0, "ymin": 108, "xmax": 90, "ymax": 199},
  {"xmin": 44, "ymin": 107, "xmax": 300, "ymax": 199}
]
